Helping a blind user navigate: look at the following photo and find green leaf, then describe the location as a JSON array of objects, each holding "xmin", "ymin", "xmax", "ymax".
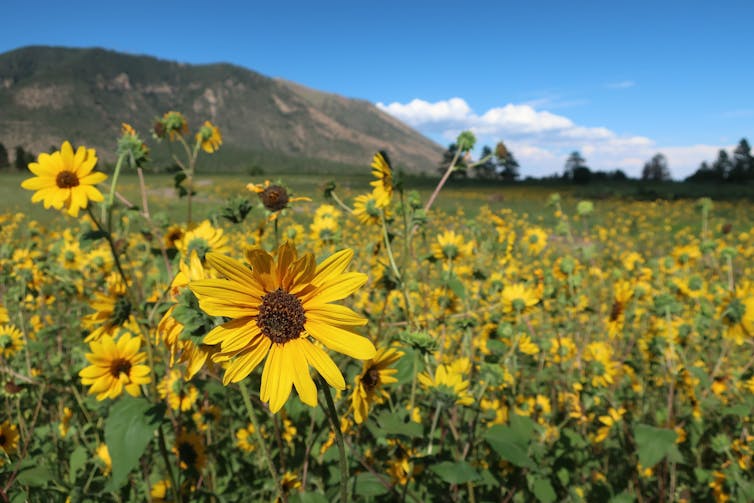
[
  {"xmin": 80, "ymin": 230, "xmax": 109, "ymax": 242},
  {"xmin": 609, "ymin": 492, "xmax": 636, "ymax": 503},
  {"xmin": 289, "ymin": 492, "xmax": 330, "ymax": 503},
  {"xmin": 430, "ymin": 461, "xmax": 480, "ymax": 484},
  {"xmin": 529, "ymin": 475, "xmax": 556, "ymax": 503},
  {"xmin": 484, "ymin": 423, "xmax": 535, "ymax": 469},
  {"xmin": 105, "ymin": 397, "xmax": 165, "ymax": 490},
  {"xmin": 446, "ymin": 276, "xmax": 466, "ymax": 299},
  {"xmin": 633, "ymin": 424, "xmax": 677, "ymax": 468},
  {"xmin": 16, "ymin": 463, "xmax": 54, "ymax": 487},
  {"xmin": 354, "ymin": 472, "xmax": 389, "ymax": 497},
  {"xmin": 69, "ymin": 445, "xmax": 88, "ymax": 484},
  {"xmin": 372, "ymin": 410, "xmax": 423, "ymax": 438}
]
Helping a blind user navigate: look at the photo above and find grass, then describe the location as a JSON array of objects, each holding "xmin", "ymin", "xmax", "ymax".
[{"xmin": 3, "ymin": 170, "xmax": 752, "ymax": 232}]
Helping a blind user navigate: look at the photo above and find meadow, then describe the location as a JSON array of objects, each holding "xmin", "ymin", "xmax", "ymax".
[{"xmin": 1, "ymin": 119, "xmax": 754, "ymax": 503}]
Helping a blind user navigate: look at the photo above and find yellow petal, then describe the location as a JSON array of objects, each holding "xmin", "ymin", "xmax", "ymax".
[
  {"xmin": 300, "ymin": 272, "xmax": 367, "ymax": 304},
  {"xmin": 311, "ymin": 249, "xmax": 353, "ymax": 285},
  {"xmin": 287, "ymin": 339, "xmax": 317, "ymax": 407},
  {"xmin": 298, "ymin": 340, "xmax": 345, "ymax": 390},
  {"xmin": 223, "ymin": 337, "xmax": 271, "ymax": 384},
  {"xmin": 305, "ymin": 320, "xmax": 376, "ymax": 360}
]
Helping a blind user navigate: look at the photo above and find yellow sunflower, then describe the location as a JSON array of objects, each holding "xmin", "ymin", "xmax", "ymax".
[
  {"xmin": 176, "ymin": 220, "xmax": 229, "ymax": 262},
  {"xmin": 96, "ymin": 444, "xmax": 112, "ymax": 475},
  {"xmin": 431, "ymin": 230, "xmax": 474, "ymax": 262},
  {"xmin": 351, "ymin": 346, "xmax": 403, "ymax": 424},
  {"xmin": 196, "ymin": 121, "xmax": 223, "ymax": 153},
  {"xmin": 0, "ymin": 324, "xmax": 25, "ymax": 359},
  {"xmin": 352, "ymin": 192, "xmax": 384, "ymax": 226},
  {"xmin": 158, "ymin": 369, "xmax": 200, "ymax": 411},
  {"xmin": 21, "ymin": 141, "xmax": 107, "ymax": 217},
  {"xmin": 0, "ymin": 420, "xmax": 19, "ymax": 465},
  {"xmin": 79, "ymin": 333, "xmax": 152, "ymax": 400},
  {"xmin": 189, "ymin": 242, "xmax": 376, "ymax": 412},
  {"xmin": 174, "ymin": 430, "xmax": 206, "ymax": 473},
  {"xmin": 418, "ymin": 364, "xmax": 473, "ymax": 406},
  {"xmin": 82, "ymin": 276, "xmax": 137, "ymax": 343},
  {"xmin": 501, "ymin": 283, "xmax": 540, "ymax": 314},
  {"xmin": 370, "ymin": 151, "xmax": 393, "ymax": 208},
  {"xmin": 247, "ymin": 180, "xmax": 311, "ymax": 220}
]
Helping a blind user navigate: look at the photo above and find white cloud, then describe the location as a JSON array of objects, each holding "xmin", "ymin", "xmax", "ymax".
[
  {"xmin": 376, "ymin": 97, "xmax": 729, "ymax": 179},
  {"xmin": 606, "ymin": 80, "xmax": 636, "ymax": 89}
]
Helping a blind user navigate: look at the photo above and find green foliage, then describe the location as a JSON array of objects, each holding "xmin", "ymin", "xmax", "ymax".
[{"xmin": 104, "ymin": 398, "xmax": 166, "ymax": 489}]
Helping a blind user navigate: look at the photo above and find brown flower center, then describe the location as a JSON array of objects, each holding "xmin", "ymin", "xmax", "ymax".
[
  {"xmin": 0, "ymin": 433, "xmax": 6, "ymax": 446},
  {"xmin": 257, "ymin": 288, "xmax": 306, "ymax": 344},
  {"xmin": 362, "ymin": 367, "xmax": 380, "ymax": 390},
  {"xmin": 56, "ymin": 170, "xmax": 80, "ymax": 189},
  {"xmin": 178, "ymin": 441, "xmax": 198, "ymax": 467},
  {"xmin": 110, "ymin": 358, "xmax": 132, "ymax": 377},
  {"xmin": 259, "ymin": 185, "xmax": 290, "ymax": 212}
]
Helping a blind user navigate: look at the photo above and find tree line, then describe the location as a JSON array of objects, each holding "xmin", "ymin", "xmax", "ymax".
[
  {"xmin": 0, "ymin": 143, "xmax": 36, "ymax": 171},
  {"xmin": 439, "ymin": 137, "xmax": 753, "ymax": 183}
]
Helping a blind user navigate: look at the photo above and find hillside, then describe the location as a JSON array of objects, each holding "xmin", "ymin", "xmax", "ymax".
[{"xmin": 0, "ymin": 46, "xmax": 443, "ymax": 173}]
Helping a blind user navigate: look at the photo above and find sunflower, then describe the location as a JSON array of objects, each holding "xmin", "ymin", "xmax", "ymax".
[
  {"xmin": 369, "ymin": 151, "xmax": 393, "ymax": 208},
  {"xmin": 0, "ymin": 420, "xmax": 19, "ymax": 465},
  {"xmin": 59, "ymin": 406, "xmax": 74, "ymax": 438},
  {"xmin": 247, "ymin": 180, "xmax": 311, "ymax": 220},
  {"xmin": 196, "ymin": 121, "xmax": 223, "ymax": 153},
  {"xmin": 235, "ymin": 423, "xmax": 256, "ymax": 452},
  {"xmin": 501, "ymin": 283, "xmax": 540, "ymax": 314},
  {"xmin": 96, "ymin": 444, "xmax": 112, "ymax": 475},
  {"xmin": 79, "ymin": 333, "xmax": 152, "ymax": 400},
  {"xmin": 155, "ymin": 111, "xmax": 189, "ymax": 141},
  {"xmin": 21, "ymin": 141, "xmax": 107, "ymax": 217},
  {"xmin": 176, "ymin": 220, "xmax": 229, "ymax": 263},
  {"xmin": 192, "ymin": 404, "xmax": 221, "ymax": 432},
  {"xmin": 158, "ymin": 369, "xmax": 200, "ymax": 411},
  {"xmin": 174, "ymin": 430, "xmax": 206, "ymax": 473},
  {"xmin": 158, "ymin": 251, "xmax": 218, "ymax": 378},
  {"xmin": 0, "ymin": 324, "xmax": 25, "ymax": 359},
  {"xmin": 352, "ymin": 193, "xmax": 383, "ymax": 226},
  {"xmin": 431, "ymin": 230, "xmax": 474, "ymax": 262},
  {"xmin": 83, "ymin": 276, "xmax": 137, "ymax": 343},
  {"xmin": 351, "ymin": 346, "xmax": 403, "ymax": 424},
  {"xmin": 189, "ymin": 242, "xmax": 376, "ymax": 412},
  {"xmin": 522, "ymin": 227, "xmax": 548, "ymax": 255},
  {"xmin": 418, "ymin": 364, "xmax": 473, "ymax": 406}
]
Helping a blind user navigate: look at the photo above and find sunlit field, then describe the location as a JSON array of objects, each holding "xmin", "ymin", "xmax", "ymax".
[{"xmin": 2, "ymin": 119, "xmax": 754, "ymax": 503}]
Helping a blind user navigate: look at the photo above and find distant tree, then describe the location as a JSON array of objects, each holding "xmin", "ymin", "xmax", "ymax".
[
  {"xmin": 14, "ymin": 146, "xmax": 35, "ymax": 171},
  {"xmin": 711, "ymin": 149, "xmax": 732, "ymax": 180},
  {"xmin": 730, "ymin": 138, "xmax": 753, "ymax": 182},
  {"xmin": 686, "ymin": 161, "xmax": 719, "ymax": 182},
  {"xmin": 563, "ymin": 151, "xmax": 588, "ymax": 181},
  {"xmin": 438, "ymin": 143, "xmax": 468, "ymax": 179},
  {"xmin": 495, "ymin": 141, "xmax": 520, "ymax": 181},
  {"xmin": 0, "ymin": 143, "xmax": 9, "ymax": 169},
  {"xmin": 610, "ymin": 169, "xmax": 628, "ymax": 181},
  {"xmin": 641, "ymin": 153, "xmax": 671, "ymax": 181},
  {"xmin": 473, "ymin": 145, "xmax": 496, "ymax": 179},
  {"xmin": 572, "ymin": 166, "xmax": 592, "ymax": 184}
]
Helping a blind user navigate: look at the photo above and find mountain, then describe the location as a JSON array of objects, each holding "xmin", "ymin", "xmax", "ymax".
[{"xmin": 0, "ymin": 46, "xmax": 443, "ymax": 173}]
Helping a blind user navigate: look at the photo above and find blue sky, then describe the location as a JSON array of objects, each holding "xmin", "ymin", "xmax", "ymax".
[{"xmin": 3, "ymin": 0, "xmax": 753, "ymax": 177}]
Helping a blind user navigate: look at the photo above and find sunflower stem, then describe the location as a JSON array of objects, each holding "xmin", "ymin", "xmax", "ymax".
[
  {"xmin": 319, "ymin": 377, "xmax": 349, "ymax": 503},
  {"xmin": 157, "ymin": 425, "xmax": 182, "ymax": 503},
  {"xmin": 106, "ymin": 152, "xmax": 127, "ymax": 211},
  {"xmin": 238, "ymin": 381, "xmax": 281, "ymax": 497},
  {"xmin": 427, "ymin": 400, "xmax": 443, "ymax": 455}
]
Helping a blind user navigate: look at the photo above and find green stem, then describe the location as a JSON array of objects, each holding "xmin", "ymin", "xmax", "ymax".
[
  {"xmin": 157, "ymin": 425, "xmax": 182, "ymax": 503},
  {"xmin": 319, "ymin": 377, "xmax": 349, "ymax": 503},
  {"xmin": 330, "ymin": 190, "xmax": 353, "ymax": 214},
  {"xmin": 408, "ymin": 350, "xmax": 419, "ymax": 414},
  {"xmin": 427, "ymin": 401, "xmax": 443, "ymax": 455},
  {"xmin": 106, "ymin": 153, "xmax": 127, "ymax": 210},
  {"xmin": 239, "ymin": 381, "xmax": 280, "ymax": 496}
]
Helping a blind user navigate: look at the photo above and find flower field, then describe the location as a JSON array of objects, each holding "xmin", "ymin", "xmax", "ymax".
[{"xmin": 1, "ymin": 119, "xmax": 754, "ymax": 502}]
